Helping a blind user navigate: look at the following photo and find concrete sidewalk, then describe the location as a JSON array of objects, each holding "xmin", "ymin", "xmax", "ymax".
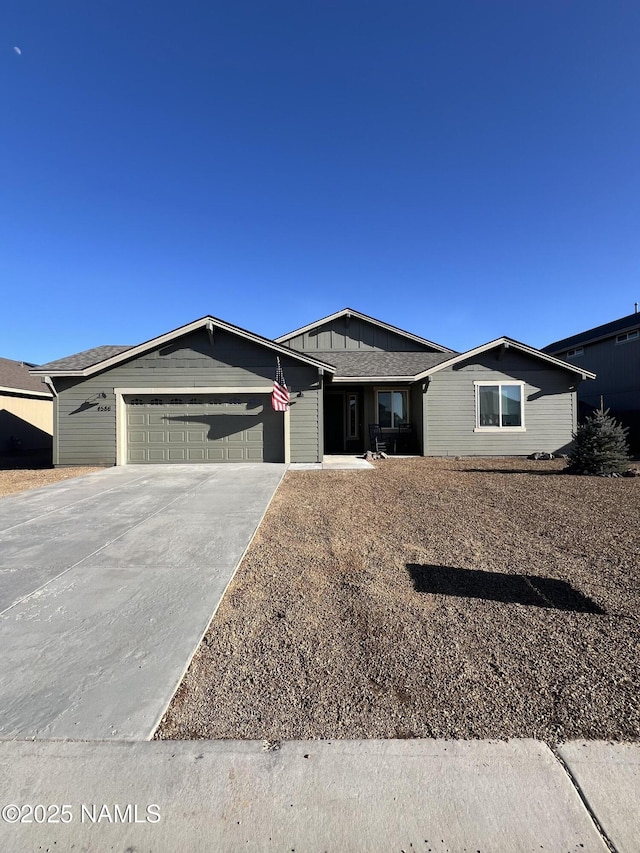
[
  {"xmin": 0, "ymin": 739, "xmax": 637, "ymax": 852},
  {"xmin": 0, "ymin": 465, "xmax": 285, "ymax": 740},
  {"xmin": 289, "ymin": 454, "xmax": 375, "ymax": 470}
]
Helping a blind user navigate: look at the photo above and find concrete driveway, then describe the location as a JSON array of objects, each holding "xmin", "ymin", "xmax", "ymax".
[{"xmin": 0, "ymin": 464, "xmax": 286, "ymax": 740}]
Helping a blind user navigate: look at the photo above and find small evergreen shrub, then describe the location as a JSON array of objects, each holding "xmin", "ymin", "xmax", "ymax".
[{"xmin": 568, "ymin": 409, "xmax": 631, "ymax": 475}]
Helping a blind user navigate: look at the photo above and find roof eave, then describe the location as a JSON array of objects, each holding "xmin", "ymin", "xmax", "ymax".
[
  {"xmin": 30, "ymin": 316, "xmax": 337, "ymax": 377},
  {"xmin": 331, "ymin": 375, "xmax": 419, "ymax": 384},
  {"xmin": 275, "ymin": 307, "xmax": 455, "ymax": 354},
  {"xmin": 545, "ymin": 319, "xmax": 640, "ymax": 353},
  {"xmin": 414, "ymin": 337, "xmax": 597, "ymax": 381},
  {"xmin": 0, "ymin": 384, "xmax": 53, "ymax": 398}
]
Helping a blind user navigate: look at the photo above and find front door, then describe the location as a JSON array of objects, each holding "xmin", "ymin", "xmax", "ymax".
[{"xmin": 323, "ymin": 391, "xmax": 364, "ymax": 454}]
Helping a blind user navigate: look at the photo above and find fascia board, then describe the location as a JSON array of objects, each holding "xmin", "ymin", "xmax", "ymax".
[
  {"xmin": 331, "ymin": 375, "xmax": 418, "ymax": 383},
  {"xmin": 414, "ymin": 338, "xmax": 597, "ymax": 381},
  {"xmin": 275, "ymin": 307, "xmax": 455, "ymax": 353},
  {"xmin": 31, "ymin": 316, "xmax": 337, "ymax": 377},
  {"xmin": 545, "ymin": 320, "xmax": 640, "ymax": 353},
  {"xmin": 0, "ymin": 385, "xmax": 53, "ymax": 398}
]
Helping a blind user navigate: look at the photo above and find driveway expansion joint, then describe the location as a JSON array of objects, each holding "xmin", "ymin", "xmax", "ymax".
[{"xmin": 552, "ymin": 745, "xmax": 619, "ymax": 853}]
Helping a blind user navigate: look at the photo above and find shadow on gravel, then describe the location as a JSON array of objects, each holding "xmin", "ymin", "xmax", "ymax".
[
  {"xmin": 453, "ymin": 468, "xmax": 568, "ymax": 476},
  {"xmin": 0, "ymin": 451, "xmax": 53, "ymax": 471},
  {"xmin": 407, "ymin": 564, "xmax": 606, "ymax": 614}
]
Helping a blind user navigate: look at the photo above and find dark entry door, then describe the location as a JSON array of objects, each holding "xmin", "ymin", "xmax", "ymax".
[
  {"xmin": 324, "ymin": 391, "xmax": 364, "ymax": 454},
  {"xmin": 324, "ymin": 394, "xmax": 344, "ymax": 453}
]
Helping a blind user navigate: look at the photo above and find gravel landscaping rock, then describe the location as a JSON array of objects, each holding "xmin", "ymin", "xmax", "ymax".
[
  {"xmin": 156, "ymin": 457, "xmax": 640, "ymax": 744},
  {"xmin": 0, "ymin": 466, "xmax": 101, "ymax": 498}
]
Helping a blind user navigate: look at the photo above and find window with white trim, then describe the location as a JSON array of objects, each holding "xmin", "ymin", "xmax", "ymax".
[
  {"xmin": 615, "ymin": 329, "xmax": 639, "ymax": 344},
  {"xmin": 566, "ymin": 347, "xmax": 583, "ymax": 357},
  {"xmin": 377, "ymin": 390, "xmax": 408, "ymax": 429},
  {"xmin": 475, "ymin": 382, "xmax": 525, "ymax": 429}
]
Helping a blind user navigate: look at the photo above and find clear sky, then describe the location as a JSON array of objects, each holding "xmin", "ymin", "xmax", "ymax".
[{"xmin": 3, "ymin": 1, "xmax": 640, "ymax": 364}]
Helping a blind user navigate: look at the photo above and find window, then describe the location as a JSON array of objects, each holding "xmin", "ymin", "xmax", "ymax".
[
  {"xmin": 377, "ymin": 390, "xmax": 408, "ymax": 429},
  {"xmin": 566, "ymin": 347, "xmax": 583, "ymax": 357},
  {"xmin": 616, "ymin": 330, "xmax": 639, "ymax": 344},
  {"xmin": 475, "ymin": 382, "xmax": 524, "ymax": 430},
  {"xmin": 346, "ymin": 394, "xmax": 358, "ymax": 439}
]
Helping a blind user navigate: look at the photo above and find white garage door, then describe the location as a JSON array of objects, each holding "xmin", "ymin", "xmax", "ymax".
[{"xmin": 125, "ymin": 394, "xmax": 282, "ymax": 463}]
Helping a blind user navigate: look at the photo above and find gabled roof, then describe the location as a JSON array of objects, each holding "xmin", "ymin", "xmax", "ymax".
[
  {"xmin": 413, "ymin": 337, "xmax": 596, "ymax": 381},
  {"xmin": 0, "ymin": 357, "xmax": 52, "ymax": 397},
  {"xmin": 543, "ymin": 311, "xmax": 640, "ymax": 353},
  {"xmin": 314, "ymin": 350, "xmax": 453, "ymax": 382},
  {"xmin": 34, "ymin": 345, "xmax": 134, "ymax": 374},
  {"xmin": 275, "ymin": 308, "xmax": 455, "ymax": 354},
  {"xmin": 31, "ymin": 316, "xmax": 336, "ymax": 378}
]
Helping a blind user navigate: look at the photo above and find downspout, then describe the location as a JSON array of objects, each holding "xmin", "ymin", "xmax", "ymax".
[
  {"xmin": 43, "ymin": 376, "xmax": 59, "ymax": 466},
  {"xmin": 422, "ymin": 376, "xmax": 430, "ymax": 457}
]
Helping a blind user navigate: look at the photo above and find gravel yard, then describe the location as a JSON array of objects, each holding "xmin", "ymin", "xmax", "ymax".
[
  {"xmin": 0, "ymin": 466, "xmax": 101, "ymax": 498},
  {"xmin": 156, "ymin": 457, "xmax": 640, "ymax": 744}
]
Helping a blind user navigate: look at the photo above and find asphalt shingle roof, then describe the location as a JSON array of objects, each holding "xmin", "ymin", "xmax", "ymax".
[
  {"xmin": 311, "ymin": 350, "xmax": 455, "ymax": 378},
  {"xmin": 0, "ymin": 357, "xmax": 52, "ymax": 395},
  {"xmin": 34, "ymin": 345, "xmax": 134, "ymax": 373},
  {"xmin": 544, "ymin": 312, "xmax": 640, "ymax": 353}
]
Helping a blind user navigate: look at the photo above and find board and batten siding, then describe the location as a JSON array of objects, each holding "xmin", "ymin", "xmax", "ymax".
[
  {"xmin": 282, "ymin": 316, "xmax": 436, "ymax": 353},
  {"xmin": 423, "ymin": 350, "xmax": 578, "ymax": 456},
  {"xmin": 52, "ymin": 329, "xmax": 322, "ymax": 465},
  {"xmin": 559, "ymin": 335, "xmax": 640, "ymax": 413}
]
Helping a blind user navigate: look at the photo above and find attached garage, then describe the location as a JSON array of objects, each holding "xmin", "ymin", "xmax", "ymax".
[
  {"xmin": 124, "ymin": 393, "xmax": 283, "ymax": 463},
  {"xmin": 32, "ymin": 316, "xmax": 332, "ymax": 467}
]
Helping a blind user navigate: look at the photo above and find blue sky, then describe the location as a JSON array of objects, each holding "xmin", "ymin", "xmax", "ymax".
[{"xmin": 3, "ymin": 1, "xmax": 640, "ymax": 363}]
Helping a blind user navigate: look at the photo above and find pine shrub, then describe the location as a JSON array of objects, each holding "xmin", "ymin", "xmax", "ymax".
[{"xmin": 568, "ymin": 409, "xmax": 631, "ymax": 475}]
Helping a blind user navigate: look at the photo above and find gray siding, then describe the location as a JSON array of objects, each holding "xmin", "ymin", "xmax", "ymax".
[
  {"xmin": 283, "ymin": 316, "xmax": 437, "ymax": 353},
  {"xmin": 559, "ymin": 336, "xmax": 640, "ymax": 412},
  {"xmin": 425, "ymin": 350, "xmax": 577, "ymax": 456},
  {"xmin": 53, "ymin": 329, "xmax": 321, "ymax": 465}
]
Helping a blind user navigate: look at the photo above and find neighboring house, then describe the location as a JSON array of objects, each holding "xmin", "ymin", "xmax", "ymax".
[
  {"xmin": 31, "ymin": 309, "xmax": 594, "ymax": 466},
  {"xmin": 0, "ymin": 357, "xmax": 53, "ymax": 454},
  {"xmin": 543, "ymin": 309, "xmax": 640, "ymax": 450}
]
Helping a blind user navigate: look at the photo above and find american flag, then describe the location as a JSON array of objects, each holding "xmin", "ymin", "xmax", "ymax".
[{"xmin": 272, "ymin": 357, "xmax": 290, "ymax": 411}]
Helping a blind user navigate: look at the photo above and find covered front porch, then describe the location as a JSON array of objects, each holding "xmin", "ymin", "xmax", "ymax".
[{"xmin": 322, "ymin": 384, "xmax": 423, "ymax": 455}]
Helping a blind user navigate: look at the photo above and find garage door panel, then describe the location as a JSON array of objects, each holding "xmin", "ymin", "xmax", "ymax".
[
  {"xmin": 148, "ymin": 449, "xmax": 167, "ymax": 462},
  {"xmin": 125, "ymin": 395, "xmax": 282, "ymax": 463},
  {"xmin": 227, "ymin": 448, "xmax": 246, "ymax": 460},
  {"xmin": 205, "ymin": 448, "xmax": 225, "ymax": 461},
  {"xmin": 187, "ymin": 449, "xmax": 206, "ymax": 461}
]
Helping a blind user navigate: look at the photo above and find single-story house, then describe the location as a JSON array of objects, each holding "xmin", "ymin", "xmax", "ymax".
[
  {"xmin": 0, "ymin": 357, "xmax": 53, "ymax": 454},
  {"xmin": 31, "ymin": 309, "xmax": 595, "ymax": 466}
]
